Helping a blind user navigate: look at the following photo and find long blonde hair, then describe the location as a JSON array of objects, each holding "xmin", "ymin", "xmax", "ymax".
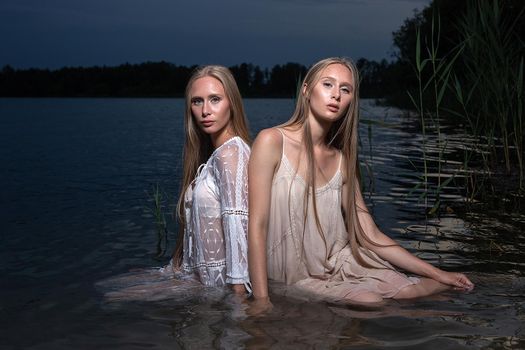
[
  {"xmin": 172, "ymin": 65, "xmax": 250, "ymax": 266},
  {"xmin": 283, "ymin": 57, "xmax": 382, "ymax": 268}
]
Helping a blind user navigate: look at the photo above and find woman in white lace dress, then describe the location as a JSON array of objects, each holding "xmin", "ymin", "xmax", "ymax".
[{"xmin": 167, "ymin": 65, "xmax": 251, "ymax": 293}]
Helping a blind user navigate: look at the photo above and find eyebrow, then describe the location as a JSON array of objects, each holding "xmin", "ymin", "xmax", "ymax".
[
  {"xmin": 320, "ymin": 76, "xmax": 353, "ymax": 86},
  {"xmin": 190, "ymin": 93, "xmax": 224, "ymax": 99}
]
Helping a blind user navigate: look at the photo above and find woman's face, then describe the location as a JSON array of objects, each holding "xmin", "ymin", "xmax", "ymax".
[
  {"xmin": 306, "ymin": 63, "xmax": 354, "ymax": 123},
  {"xmin": 189, "ymin": 76, "xmax": 232, "ymax": 145}
]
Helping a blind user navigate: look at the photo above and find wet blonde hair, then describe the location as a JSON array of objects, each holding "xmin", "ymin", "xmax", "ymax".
[
  {"xmin": 283, "ymin": 57, "xmax": 382, "ymax": 268},
  {"xmin": 172, "ymin": 65, "xmax": 250, "ymax": 266}
]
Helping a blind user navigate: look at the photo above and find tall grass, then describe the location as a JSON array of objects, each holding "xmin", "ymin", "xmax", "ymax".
[
  {"xmin": 146, "ymin": 183, "xmax": 170, "ymax": 259},
  {"xmin": 453, "ymin": 0, "xmax": 524, "ymax": 193},
  {"xmin": 408, "ymin": 13, "xmax": 463, "ymax": 213},
  {"xmin": 409, "ymin": 0, "xmax": 524, "ymax": 210}
]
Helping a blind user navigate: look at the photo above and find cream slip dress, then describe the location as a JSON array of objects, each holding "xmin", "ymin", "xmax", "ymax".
[{"xmin": 266, "ymin": 129, "xmax": 419, "ymax": 301}]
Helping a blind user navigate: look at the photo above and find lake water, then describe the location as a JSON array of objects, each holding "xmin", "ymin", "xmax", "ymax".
[{"xmin": 1, "ymin": 98, "xmax": 523, "ymax": 349}]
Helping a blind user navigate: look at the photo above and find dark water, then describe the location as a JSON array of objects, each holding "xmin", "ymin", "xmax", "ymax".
[{"xmin": 1, "ymin": 98, "xmax": 523, "ymax": 349}]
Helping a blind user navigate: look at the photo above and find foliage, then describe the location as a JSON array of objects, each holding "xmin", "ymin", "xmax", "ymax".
[
  {"xmin": 145, "ymin": 183, "xmax": 172, "ymax": 259},
  {"xmin": 0, "ymin": 61, "xmax": 308, "ymax": 98},
  {"xmin": 453, "ymin": 0, "xmax": 524, "ymax": 189},
  {"xmin": 405, "ymin": 0, "xmax": 525, "ymax": 207},
  {"xmin": 0, "ymin": 60, "xmax": 401, "ymax": 99}
]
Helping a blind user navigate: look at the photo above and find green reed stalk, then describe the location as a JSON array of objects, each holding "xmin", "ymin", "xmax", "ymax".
[
  {"xmin": 407, "ymin": 27, "xmax": 429, "ymax": 209},
  {"xmin": 408, "ymin": 12, "xmax": 464, "ymax": 213},
  {"xmin": 147, "ymin": 183, "xmax": 169, "ymax": 259}
]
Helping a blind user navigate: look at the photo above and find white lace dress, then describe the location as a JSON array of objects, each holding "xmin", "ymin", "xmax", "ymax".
[{"xmin": 173, "ymin": 136, "xmax": 251, "ymax": 287}]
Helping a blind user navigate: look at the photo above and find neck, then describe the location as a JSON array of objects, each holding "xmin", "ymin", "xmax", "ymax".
[
  {"xmin": 211, "ymin": 128, "xmax": 234, "ymax": 149},
  {"xmin": 307, "ymin": 113, "xmax": 331, "ymax": 147}
]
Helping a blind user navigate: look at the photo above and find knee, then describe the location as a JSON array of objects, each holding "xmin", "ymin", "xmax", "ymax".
[
  {"xmin": 348, "ymin": 291, "xmax": 384, "ymax": 304},
  {"xmin": 394, "ymin": 285, "xmax": 417, "ymax": 299}
]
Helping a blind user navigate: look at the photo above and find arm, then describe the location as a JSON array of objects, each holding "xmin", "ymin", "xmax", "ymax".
[
  {"xmin": 248, "ymin": 129, "xmax": 282, "ymax": 299},
  {"xmin": 213, "ymin": 140, "xmax": 251, "ymax": 287},
  {"xmin": 343, "ymin": 176, "xmax": 474, "ymax": 290}
]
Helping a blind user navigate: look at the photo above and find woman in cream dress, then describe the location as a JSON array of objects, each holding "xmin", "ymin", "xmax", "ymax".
[{"xmin": 248, "ymin": 57, "xmax": 474, "ymax": 309}]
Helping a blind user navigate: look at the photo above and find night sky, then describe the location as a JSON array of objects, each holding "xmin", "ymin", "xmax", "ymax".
[{"xmin": 1, "ymin": 0, "xmax": 431, "ymax": 69}]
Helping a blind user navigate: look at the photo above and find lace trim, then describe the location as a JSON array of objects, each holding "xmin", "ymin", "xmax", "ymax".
[
  {"xmin": 221, "ymin": 209, "xmax": 248, "ymax": 216},
  {"xmin": 182, "ymin": 260, "xmax": 226, "ymax": 272}
]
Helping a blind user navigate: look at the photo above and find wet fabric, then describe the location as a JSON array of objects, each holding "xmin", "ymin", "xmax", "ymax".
[
  {"xmin": 167, "ymin": 137, "xmax": 250, "ymax": 286},
  {"xmin": 266, "ymin": 129, "xmax": 418, "ymax": 301}
]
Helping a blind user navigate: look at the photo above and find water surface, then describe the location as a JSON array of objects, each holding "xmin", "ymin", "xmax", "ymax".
[{"xmin": 1, "ymin": 98, "xmax": 523, "ymax": 349}]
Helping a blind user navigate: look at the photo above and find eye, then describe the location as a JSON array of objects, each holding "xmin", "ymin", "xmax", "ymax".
[
  {"xmin": 210, "ymin": 96, "xmax": 221, "ymax": 104},
  {"xmin": 340, "ymin": 87, "xmax": 351, "ymax": 94},
  {"xmin": 191, "ymin": 98, "xmax": 203, "ymax": 106},
  {"xmin": 322, "ymin": 81, "xmax": 333, "ymax": 88}
]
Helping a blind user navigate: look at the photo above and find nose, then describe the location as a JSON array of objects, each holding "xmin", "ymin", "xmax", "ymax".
[
  {"xmin": 332, "ymin": 89, "xmax": 341, "ymax": 101},
  {"xmin": 202, "ymin": 102, "xmax": 210, "ymax": 117}
]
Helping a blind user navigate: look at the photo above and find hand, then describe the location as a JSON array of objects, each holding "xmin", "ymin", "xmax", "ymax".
[
  {"xmin": 437, "ymin": 271, "xmax": 474, "ymax": 292},
  {"xmin": 231, "ymin": 284, "xmax": 247, "ymax": 295},
  {"xmin": 246, "ymin": 296, "xmax": 273, "ymax": 317}
]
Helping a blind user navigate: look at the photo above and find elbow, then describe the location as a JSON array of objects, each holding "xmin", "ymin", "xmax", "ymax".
[
  {"xmin": 249, "ymin": 214, "xmax": 269, "ymax": 238},
  {"xmin": 359, "ymin": 225, "xmax": 383, "ymax": 250},
  {"xmin": 248, "ymin": 216, "xmax": 269, "ymax": 256}
]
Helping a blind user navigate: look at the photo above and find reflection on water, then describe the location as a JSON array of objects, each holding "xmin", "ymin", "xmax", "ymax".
[
  {"xmin": 1, "ymin": 98, "xmax": 523, "ymax": 349},
  {"xmin": 94, "ymin": 273, "xmax": 524, "ymax": 349}
]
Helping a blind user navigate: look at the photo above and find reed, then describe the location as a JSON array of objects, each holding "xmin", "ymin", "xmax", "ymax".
[
  {"xmin": 454, "ymin": 0, "xmax": 525, "ymax": 194},
  {"xmin": 408, "ymin": 0, "xmax": 525, "ymax": 211},
  {"xmin": 146, "ymin": 183, "xmax": 170, "ymax": 259},
  {"xmin": 407, "ymin": 26, "xmax": 429, "ymax": 209},
  {"xmin": 407, "ymin": 12, "xmax": 463, "ymax": 213}
]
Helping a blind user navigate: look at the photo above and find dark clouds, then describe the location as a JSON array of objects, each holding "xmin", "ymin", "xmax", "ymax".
[{"xmin": 0, "ymin": 0, "xmax": 430, "ymax": 69}]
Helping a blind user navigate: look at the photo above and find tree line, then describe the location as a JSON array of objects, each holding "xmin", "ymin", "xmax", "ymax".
[
  {"xmin": 0, "ymin": 60, "xmax": 394, "ymax": 98},
  {"xmin": 0, "ymin": 0, "xmax": 522, "ymax": 100}
]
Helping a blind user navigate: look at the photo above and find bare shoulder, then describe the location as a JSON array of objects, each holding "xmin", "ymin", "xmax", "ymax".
[
  {"xmin": 250, "ymin": 128, "xmax": 283, "ymax": 170},
  {"xmin": 252, "ymin": 128, "xmax": 282, "ymax": 154}
]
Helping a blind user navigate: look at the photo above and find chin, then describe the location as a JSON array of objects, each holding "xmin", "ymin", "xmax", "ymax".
[{"xmin": 200, "ymin": 127, "xmax": 216, "ymax": 135}]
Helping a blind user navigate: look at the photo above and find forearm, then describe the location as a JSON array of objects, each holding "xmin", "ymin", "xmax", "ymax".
[
  {"xmin": 351, "ymin": 180, "xmax": 473, "ymax": 290},
  {"xmin": 247, "ymin": 128, "xmax": 282, "ymax": 299},
  {"xmin": 367, "ymin": 231, "xmax": 442, "ymax": 279},
  {"xmin": 355, "ymin": 204, "xmax": 443, "ymax": 280},
  {"xmin": 248, "ymin": 223, "xmax": 269, "ymax": 298}
]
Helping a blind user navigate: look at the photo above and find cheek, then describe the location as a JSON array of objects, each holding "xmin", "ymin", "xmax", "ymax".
[
  {"xmin": 218, "ymin": 103, "xmax": 231, "ymax": 120},
  {"xmin": 312, "ymin": 87, "xmax": 326, "ymax": 99},
  {"xmin": 343, "ymin": 95, "xmax": 353, "ymax": 108},
  {"xmin": 309, "ymin": 89, "xmax": 324, "ymax": 106},
  {"xmin": 342, "ymin": 103, "xmax": 353, "ymax": 117},
  {"xmin": 190, "ymin": 108, "xmax": 199, "ymax": 121}
]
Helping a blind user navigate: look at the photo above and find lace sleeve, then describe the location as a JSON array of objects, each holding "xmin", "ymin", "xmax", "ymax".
[{"xmin": 212, "ymin": 138, "xmax": 250, "ymax": 285}]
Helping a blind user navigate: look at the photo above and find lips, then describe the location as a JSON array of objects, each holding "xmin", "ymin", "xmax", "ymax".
[
  {"xmin": 201, "ymin": 120, "xmax": 214, "ymax": 127},
  {"xmin": 327, "ymin": 104, "xmax": 339, "ymax": 112}
]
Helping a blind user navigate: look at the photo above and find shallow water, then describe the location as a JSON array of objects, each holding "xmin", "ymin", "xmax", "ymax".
[{"xmin": 1, "ymin": 98, "xmax": 523, "ymax": 349}]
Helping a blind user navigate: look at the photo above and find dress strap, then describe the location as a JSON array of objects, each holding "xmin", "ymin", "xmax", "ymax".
[
  {"xmin": 190, "ymin": 163, "xmax": 206, "ymax": 186},
  {"xmin": 196, "ymin": 163, "xmax": 206, "ymax": 176}
]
